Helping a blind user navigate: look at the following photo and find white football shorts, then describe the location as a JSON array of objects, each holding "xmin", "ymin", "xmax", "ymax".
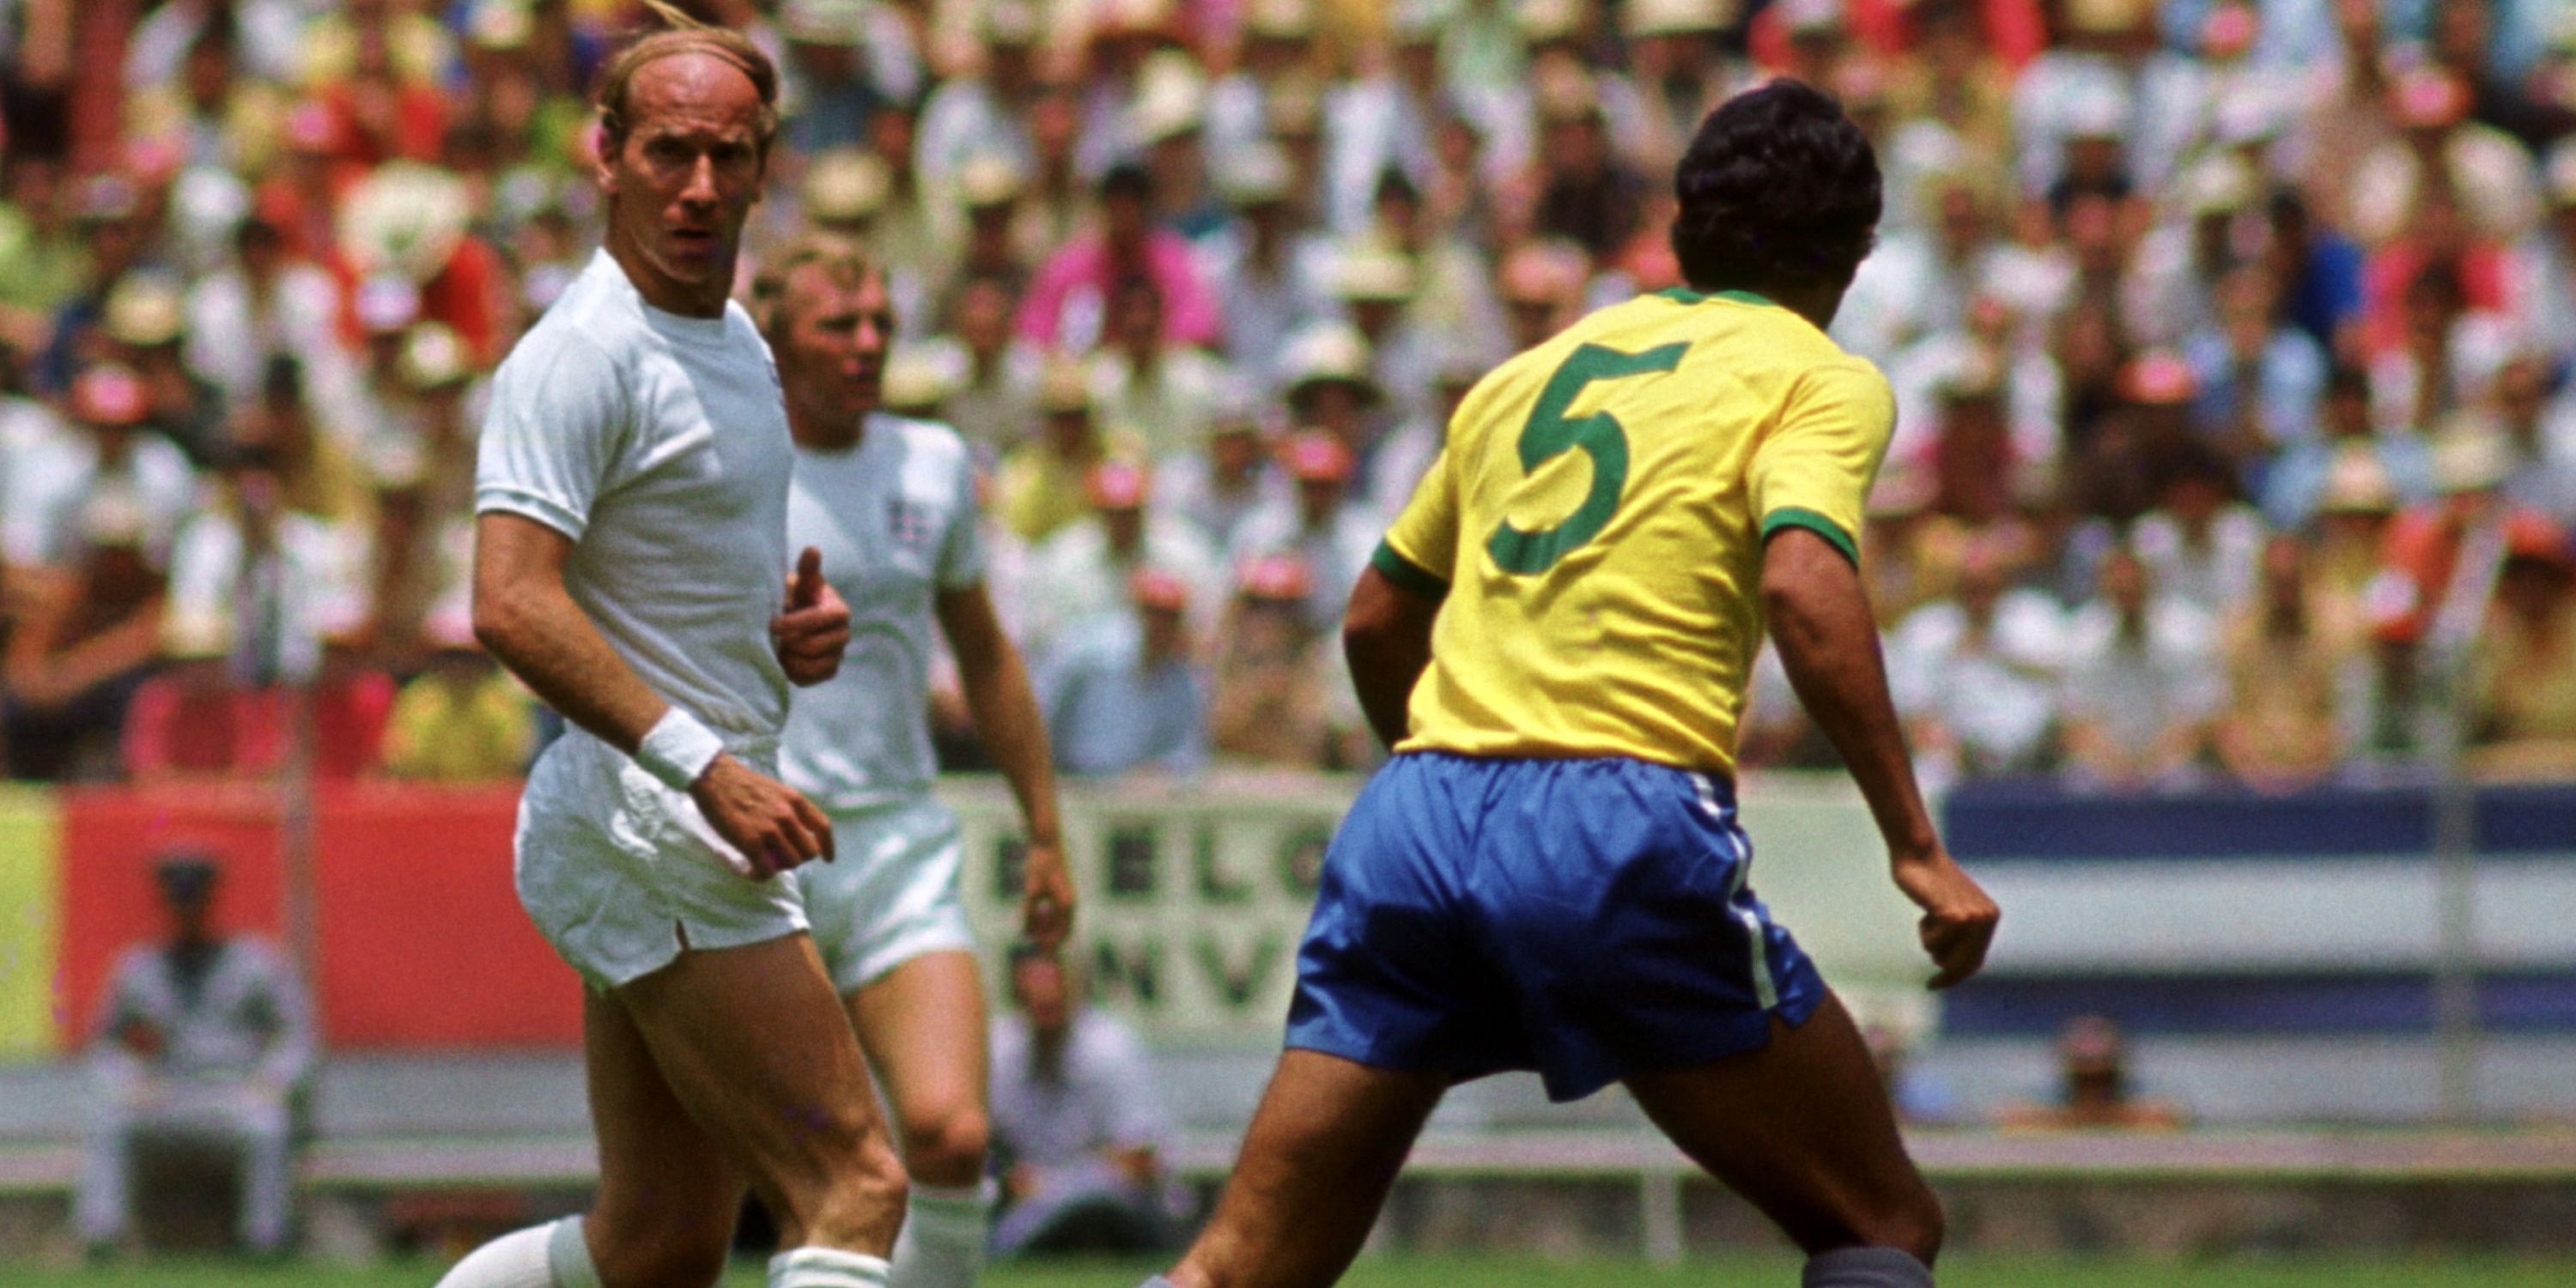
[
  {"xmin": 799, "ymin": 797, "xmax": 976, "ymax": 996},
  {"xmin": 513, "ymin": 730, "xmax": 809, "ymax": 990}
]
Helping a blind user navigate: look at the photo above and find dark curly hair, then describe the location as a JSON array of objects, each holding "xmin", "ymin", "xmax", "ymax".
[{"xmin": 1670, "ymin": 80, "xmax": 1882, "ymax": 297}]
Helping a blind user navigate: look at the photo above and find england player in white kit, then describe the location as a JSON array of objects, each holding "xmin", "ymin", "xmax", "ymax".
[
  {"xmin": 439, "ymin": 23, "xmax": 908, "ymax": 1288},
  {"xmin": 762, "ymin": 234, "xmax": 1075, "ymax": 1288}
]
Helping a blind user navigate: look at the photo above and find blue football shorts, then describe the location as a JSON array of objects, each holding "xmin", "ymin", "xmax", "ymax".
[{"xmin": 1284, "ymin": 751, "xmax": 1826, "ymax": 1102}]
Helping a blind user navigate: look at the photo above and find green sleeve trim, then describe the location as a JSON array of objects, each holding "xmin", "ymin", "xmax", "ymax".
[
  {"xmin": 1370, "ymin": 540, "xmax": 1451, "ymax": 600},
  {"xmin": 1759, "ymin": 507, "xmax": 1860, "ymax": 568}
]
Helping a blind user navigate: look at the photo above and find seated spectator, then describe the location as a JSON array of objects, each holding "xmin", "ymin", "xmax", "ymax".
[
  {"xmin": 996, "ymin": 356, "xmax": 1140, "ymax": 544},
  {"xmin": 184, "ymin": 214, "xmax": 343, "ymax": 412},
  {"xmin": 1889, "ymin": 538, "xmax": 2066, "ymax": 783},
  {"xmin": 2492, "ymin": 350, "xmax": 2576, "ymax": 522},
  {"xmin": 231, "ymin": 353, "xmax": 376, "ymax": 540},
  {"xmin": 1226, "ymin": 432, "xmax": 1379, "ymax": 636},
  {"xmin": 2465, "ymin": 517, "xmax": 2576, "ymax": 779},
  {"xmin": 1204, "ymin": 143, "xmax": 1332, "ymax": 389},
  {"xmin": 1152, "ymin": 389, "xmax": 1282, "ymax": 553},
  {"xmin": 1276, "ymin": 322, "xmax": 1392, "ymax": 497},
  {"xmin": 2308, "ymin": 447, "xmax": 2405, "ymax": 619},
  {"xmin": 1494, "ymin": 238, "xmax": 1589, "ymax": 356},
  {"xmin": 2057, "ymin": 546, "xmax": 2222, "ymax": 791},
  {"xmin": 2370, "ymin": 418, "xmax": 2537, "ymax": 654},
  {"xmin": 1526, "ymin": 68, "xmax": 1650, "ymax": 265},
  {"xmin": 1207, "ymin": 554, "xmax": 1366, "ymax": 770},
  {"xmin": 988, "ymin": 945, "xmax": 1176, "ymax": 1256},
  {"xmin": 380, "ymin": 616, "xmax": 533, "ymax": 782},
  {"xmin": 1, "ymin": 487, "xmax": 168, "ymax": 781},
  {"xmin": 1088, "ymin": 275, "xmax": 1227, "ymax": 463},
  {"xmin": 2261, "ymin": 364, "xmax": 2436, "ymax": 531},
  {"xmin": 106, "ymin": 275, "xmax": 229, "ymax": 466},
  {"xmin": 1, "ymin": 363, "xmax": 197, "ymax": 574},
  {"xmin": 2369, "ymin": 255, "xmax": 2515, "ymax": 439},
  {"xmin": 81, "ymin": 853, "xmax": 313, "ymax": 1258},
  {"xmin": 939, "ymin": 272, "xmax": 1045, "ymax": 465},
  {"xmin": 2183, "ymin": 264, "xmax": 2326, "ymax": 471},
  {"xmin": 1018, "ymin": 161, "xmax": 1218, "ymax": 352},
  {"xmin": 2130, "ymin": 447, "xmax": 2267, "ymax": 617},
  {"xmin": 162, "ymin": 441, "xmax": 367, "ymax": 692},
  {"xmin": 1329, "ymin": 242, "xmax": 1439, "ymax": 428},
  {"xmin": 1364, "ymin": 342, "xmax": 1482, "ymax": 524},
  {"xmin": 2214, "ymin": 535, "xmax": 2355, "ymax": 792},
  {"xmin": 1996, "ymin": 1014, "xmax": 2185, "ymax": 1132},
  {"xmin": 1035, "ymin": 568, "xmax": 1206, "ymax": 778},
  {"xmin": 1024, "ymin": 460, "xmax": 1222, "ymax": 652}
]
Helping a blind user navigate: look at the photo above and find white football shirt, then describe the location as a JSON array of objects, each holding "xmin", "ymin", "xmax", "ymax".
[
  {"xmin": 474, "ymin": 249, "xmax": 794, "ymax": 739},
  {"xmin": 779, "ymin": 413, "xmax": 987, "ymax": 811}
]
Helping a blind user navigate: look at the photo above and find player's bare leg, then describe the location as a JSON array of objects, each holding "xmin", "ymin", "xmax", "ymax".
[
  {"xmin": 848, "ymin": 951, "xmax": 993, "ymax": 1288},
  {"xmin": 432, "ymin": 949, "xmax": 802, "ymax": 1288},
  {"xmin": 1625, "ymin": 992, "xmax": 1943, "ymax": 1286},
  {"xmin": 620, "ymin": 933, "xmax": 909, "ymax": 1267},
  {"xmin": 1158, "ymin": 1050, "xmax": 1449, "ymax": 1288},
  {"xmin": 578, "ymin": 981, "xmax": 752, "ymax": 1286}
]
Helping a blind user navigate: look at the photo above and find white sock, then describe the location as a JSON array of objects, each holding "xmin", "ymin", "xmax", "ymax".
[
  {"xmin": 771, "ymin": 1246, "xmax": 892, "ymax": 1288},
  {"xmin": 547, "ymin": 1217, "xmax": 606, "ymax": 1288},
  {"xmin": 437, "ymin": 1218, "xmax": 598, "ymax": 1288},
  {"xmin": 889, "ymin": 1180, "xmax": 993, "ymax": 1288},
  {"xmin": 1803, "ymin": 1246, "xmax": 1935, "ymax": 1288}
]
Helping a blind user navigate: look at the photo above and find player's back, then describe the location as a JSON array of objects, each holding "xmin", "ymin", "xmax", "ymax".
[{"xmin": 1376, "ymin": 287, "xmax": 1893, "ymax": 776}]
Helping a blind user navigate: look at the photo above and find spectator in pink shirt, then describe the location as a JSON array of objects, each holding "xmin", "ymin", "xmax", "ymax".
[{"xmin": 1017, "ymin": 162, "xmax": 1218, "ymax": 352}]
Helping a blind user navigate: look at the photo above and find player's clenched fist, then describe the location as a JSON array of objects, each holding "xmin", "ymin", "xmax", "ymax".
[
  {"xmin": 1019, "ymin": 839, "xmax": 1077, "ymax": 952},
  {"xmin": 690, "ymin": 754, "xmax": 836, "ymax": 878},
  {"xmin": 1891, "ymin": 847, "xmax": 2001, "ymax": 991},
  {"xmin": 773, "ymin": 546, "xmax": 852, "ymax": 686}
]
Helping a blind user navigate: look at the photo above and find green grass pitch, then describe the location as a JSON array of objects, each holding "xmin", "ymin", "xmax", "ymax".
[{"xmin": 6, "ymin": 1255, "xmax": 2575, "ymax": 1288}]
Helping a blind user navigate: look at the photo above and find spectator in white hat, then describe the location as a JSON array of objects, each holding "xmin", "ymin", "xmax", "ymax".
[
  {"xmin": 914, "ymin": 0, "xmax": 1044, "ymax": 198},
  {"xmin": 1206, "ymin": 0, "xmax": 1323, "ymax": 161},
  {"xmin": 2, "ymin": 363, "xmax": 197, "ymax": 575},
  {"xmin": 1202, "ymin": 143, "xmax": 1334, "ymax": 390},
  {"xmin": 775, "ymin": 0, "xmax": 916, "ymax": 157},
  {"xmin": 2057, "ymin": 544, "xmax": 2222, "ymax": 791},
  {"xmin": 1154, "ymin": 388, "xmax": 1285, "ymax": 552},
  {"xmin": 2348, "ymin": 66, "xmax": 2542, "ymax": 249}
]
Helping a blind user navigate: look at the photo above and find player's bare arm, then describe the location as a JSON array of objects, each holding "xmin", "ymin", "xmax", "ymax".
[
  {"xmin": 937, "ymin": 582, "xmax": 1075, "ymax": 949},
  {"xmin": 474, "ymin": 511, "xmax": 833, "ymax": 875},
  {"xmin": 1760, "ymin": 526, "xmax": 1998, "ymax": 988},
  {"xmin": 775, "ymin": 545, "xmax": 854, "ymax": 686},
  {"xmin": 1342, "ymin": 564, "xmax": 1440, "ymax": 749}
]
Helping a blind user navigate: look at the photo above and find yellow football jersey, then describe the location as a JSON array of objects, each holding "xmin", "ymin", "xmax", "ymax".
[{"xmin": 1376, "ymin": 288, "xmax": 1894, "ymax": 775}]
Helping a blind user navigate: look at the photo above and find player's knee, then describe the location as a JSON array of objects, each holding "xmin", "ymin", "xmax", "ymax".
[
  {"xmin": 898, "ymin": 1103, "xmax": 989, "ymax": 1187},
  {"xmin": 806, "ymin": 1134, "xmax": 909, "ymax": 1247}
]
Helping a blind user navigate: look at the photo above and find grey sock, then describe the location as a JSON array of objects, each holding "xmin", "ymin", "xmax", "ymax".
[
  {"xmin": 1138, "ymin": 1278, "xmax": 1181, "ymax": 1288},
  {"xmin": 1803, "ymin": 1245, "xmax": 1934, "ymax": 1288}
]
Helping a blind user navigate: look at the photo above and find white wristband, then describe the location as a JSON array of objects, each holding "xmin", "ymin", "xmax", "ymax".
[{"xmin": 636, "ymin": 708, "xmax": 725, "ymax": 792}]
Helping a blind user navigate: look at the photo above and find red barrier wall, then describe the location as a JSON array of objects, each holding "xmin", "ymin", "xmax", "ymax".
[{"xmin": 55, "ymin": 783, "xmax": 581, "ymax": 1051}]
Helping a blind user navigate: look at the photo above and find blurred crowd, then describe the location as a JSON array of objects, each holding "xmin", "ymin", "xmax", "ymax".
[{"xmin": 3, "ymin": 0, "xmax": 2575, "ymax": 793}]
